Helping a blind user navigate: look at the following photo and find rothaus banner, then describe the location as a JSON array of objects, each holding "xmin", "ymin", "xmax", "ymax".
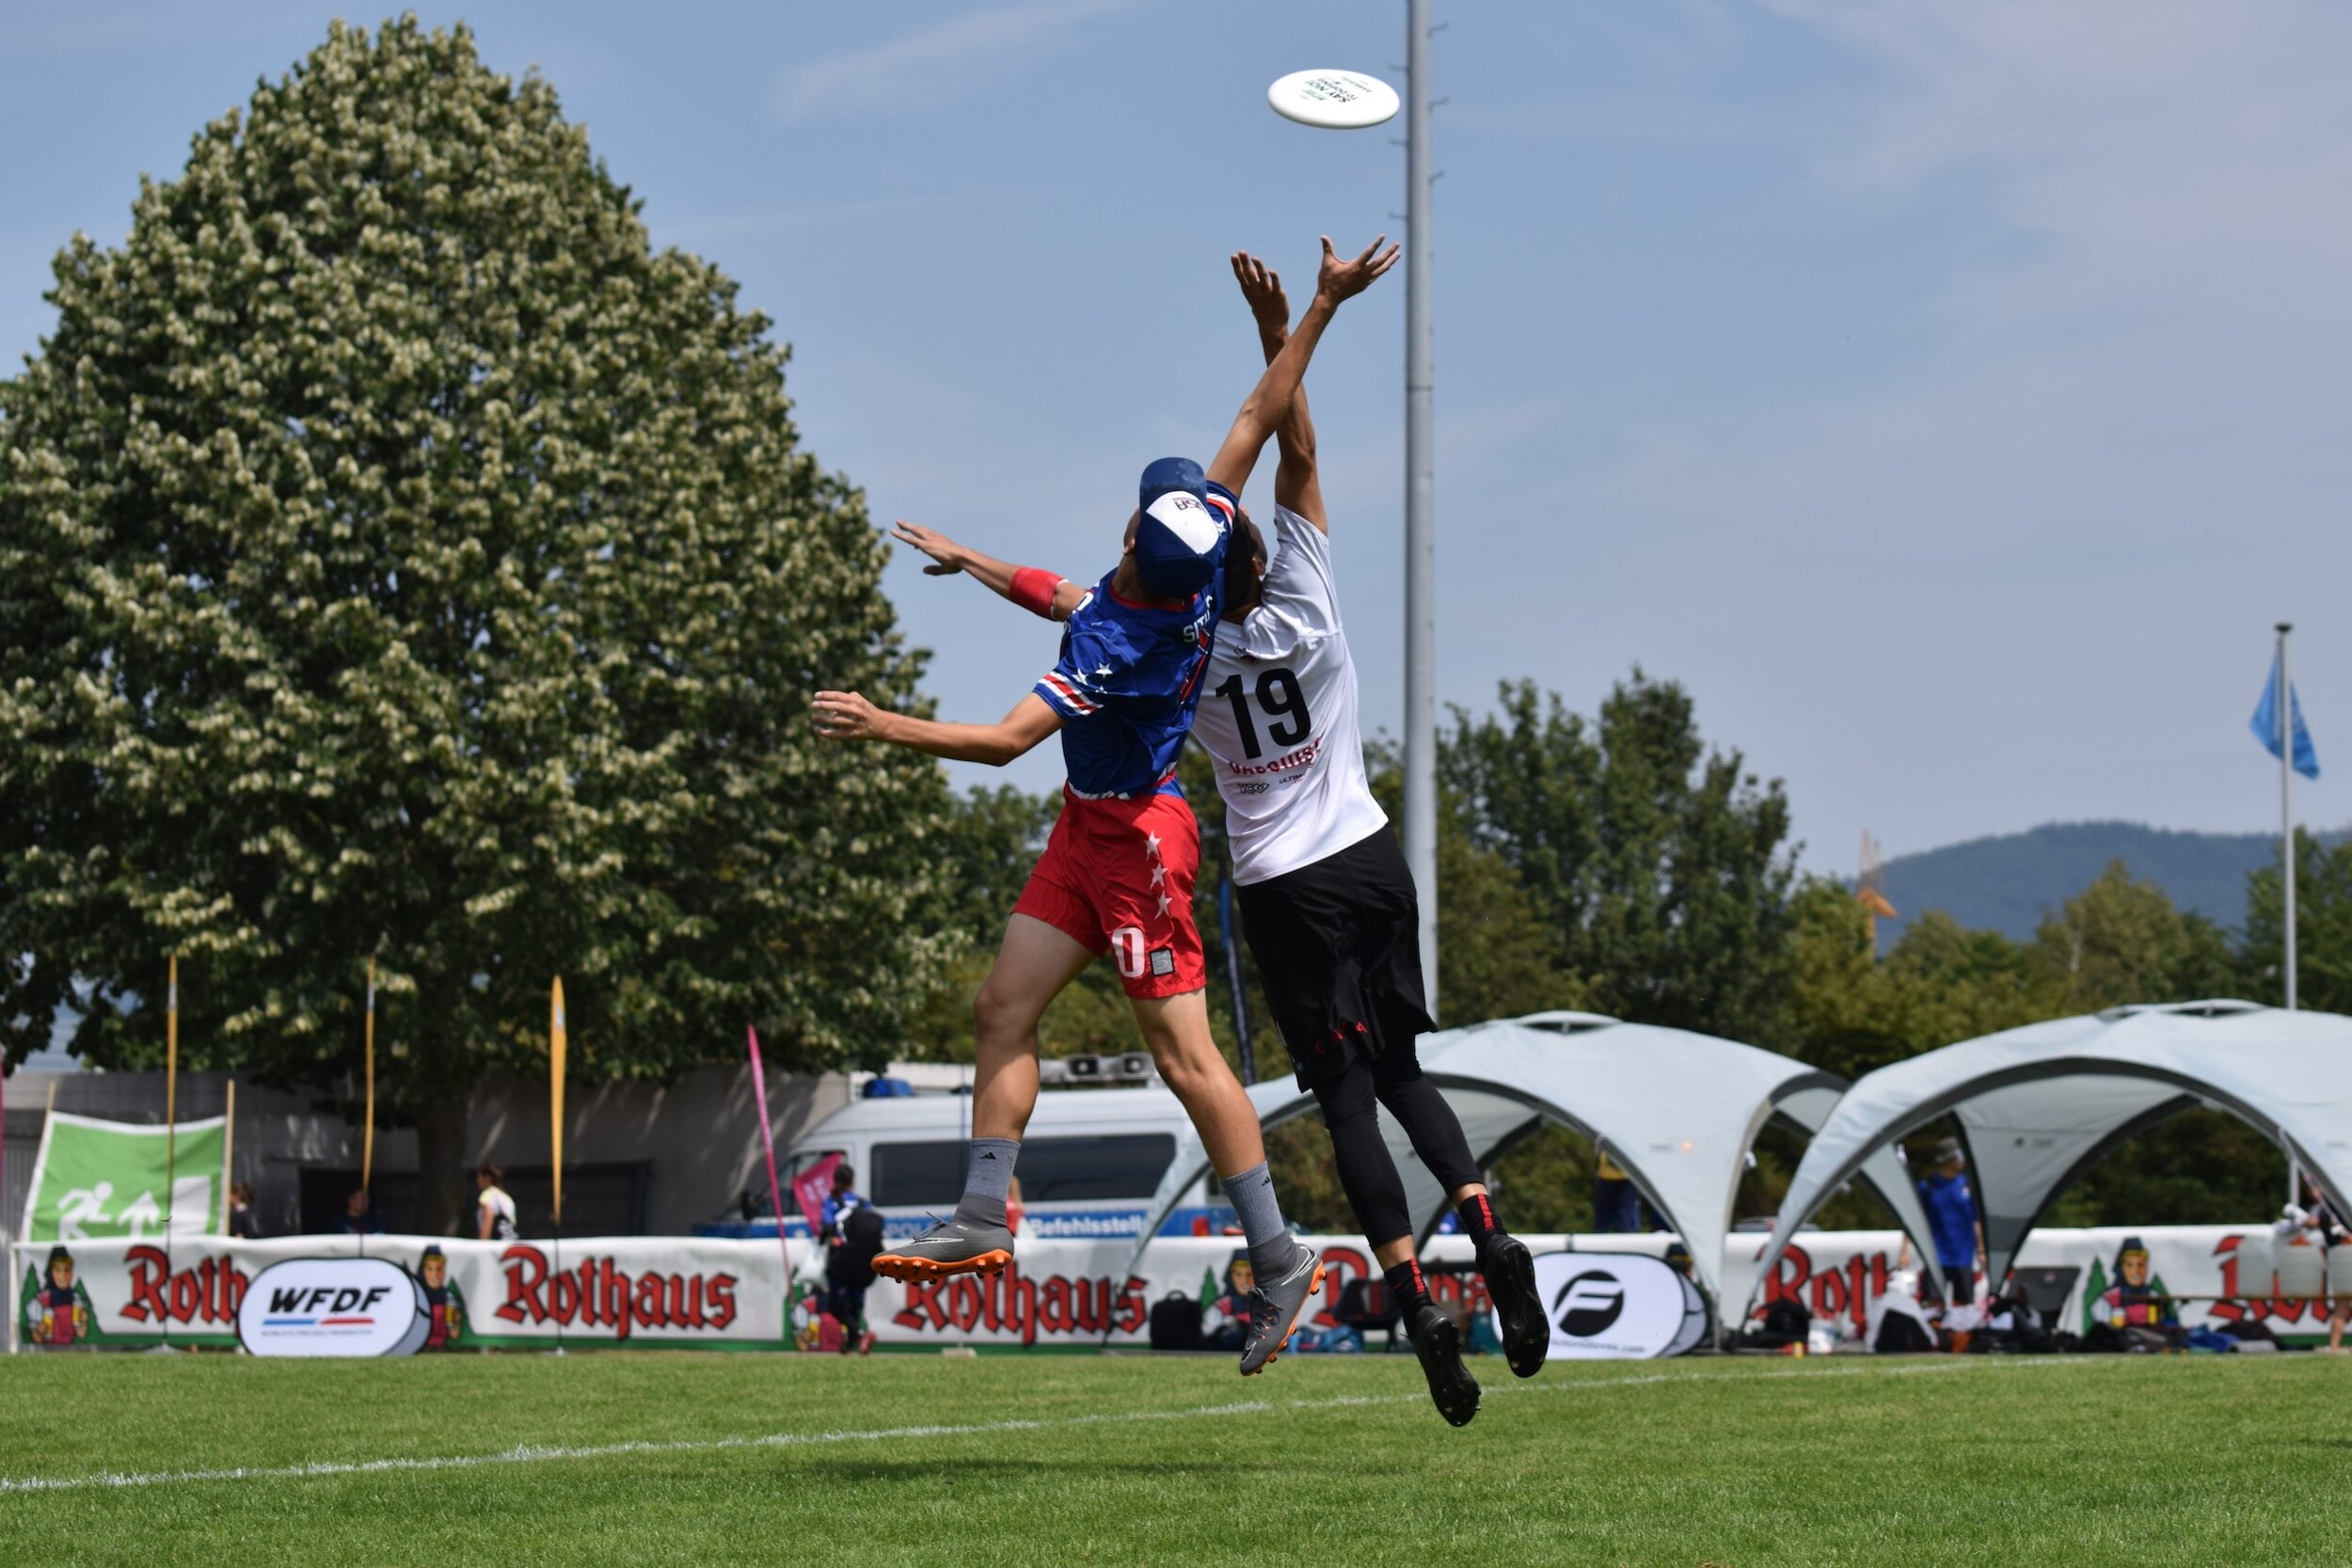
[
  {"xmin": 10, "ymin": 1235, "xmax": 816, "ymax": 1353},
  {"xmin": 18, "ymin": 1114, "xmax": 228, "ymax": 1243},
  {"xmin": 11, "ymin": 1225, "xmax": 2335, "ymax": 1354},
  {"xmin": 1739, "ymin": 1226, "xmax": 2342, "ymax": 1343}
]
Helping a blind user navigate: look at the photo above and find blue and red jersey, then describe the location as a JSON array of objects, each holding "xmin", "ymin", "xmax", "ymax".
[{"xmin": 1031, "ymin": 486, "xmax": 1232, "ymax": 800}]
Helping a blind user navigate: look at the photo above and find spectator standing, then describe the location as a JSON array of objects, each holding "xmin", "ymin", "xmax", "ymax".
[
  {"xmin": 1593, "ymin": 1148, "xmax": 1641, "ymax": 1234},
  {"xmin": 227, "ymin": 1182, "xmax": 262, "ymax": 1240},
  {"xmin": 334, "ymin": 1188, "xmax": 386, "ymax": 1236},
  {"xmin": 819, "ymin": 1164, "xmax": 881, "ymax": 1354},
  {"xmin": 2299, "ymin": 1176, "xmax": 2348, "ymax": 1354},
  {"xmin": 1915, "ymin": 1137, "xmax": 1983, "ymax": 1305},
  {"xmin": 475, "ymin": 1164, "xmax": 518, "ymax": 1242}
]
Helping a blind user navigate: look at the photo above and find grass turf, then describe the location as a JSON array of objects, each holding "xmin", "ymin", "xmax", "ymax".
[{"xmin": 0, "ymin": 1349, "xmax": 2341, "ymax": 1566}]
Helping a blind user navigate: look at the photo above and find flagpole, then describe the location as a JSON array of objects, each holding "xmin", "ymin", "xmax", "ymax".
[
  {"xmin": 2279, "ymin": 624, "xmax": 2298, "ymax": 1013},
  {"xmin": 161, "ymin": 955, "xmax": 179, "ymax": 1354},
  {"xmin": 549, "ymin": 978, "xmax": 567, "ymax": 1358},
  {"xmin": 2278, "ymin": 623, "xmax": 2300, "ymax": 1208},
  {"xmin": 362, "ymin": 959, "xmax": 377, "ymax": 1195}
]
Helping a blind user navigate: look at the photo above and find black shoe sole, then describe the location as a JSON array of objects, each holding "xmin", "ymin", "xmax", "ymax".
[
  {"xmin": 1412, "ymin": 1312, "xmax": 1481, "ymax": 1428},
  {"xmin": 1483, "ymin": 1235, "xmax": 1549, "ymax": 1379}
]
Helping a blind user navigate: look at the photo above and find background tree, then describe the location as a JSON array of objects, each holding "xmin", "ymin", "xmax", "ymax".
[
  {"xmin": 0, "ymin": 19, "xmax": 946, "ymax": 1229},
  {"xmin": 2243, "ymin": 829, "xmax": 2352, "ymax": 1014},
  {"xmin": 1443, "ymin": 673, "xmax": 1798, "ymax": 1043}
]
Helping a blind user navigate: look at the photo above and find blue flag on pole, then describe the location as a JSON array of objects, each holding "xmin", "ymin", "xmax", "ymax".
[{"xmin": 2250, "ymin": 653, "xmax": 2320, "ymax": 780}]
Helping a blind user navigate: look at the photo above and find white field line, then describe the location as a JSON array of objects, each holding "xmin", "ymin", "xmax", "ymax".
[{"xmin": 0, "ymin": 1353, "xmax": 2129, "ymax": 1497}]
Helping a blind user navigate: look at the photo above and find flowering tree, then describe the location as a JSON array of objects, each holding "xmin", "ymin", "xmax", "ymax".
[{"xmin": 0, "ymin": 20, "xmax": 946, "ymax": 1228}]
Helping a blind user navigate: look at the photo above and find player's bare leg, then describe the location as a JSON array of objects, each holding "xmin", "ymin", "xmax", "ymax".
[
  {"xmin": 1130, "ymin": 989, "xmax": 1324, "ymax": 1374},
  {"xmin": 872, "ymin": 914, "xmax": 1092, "ymax": 1284}
]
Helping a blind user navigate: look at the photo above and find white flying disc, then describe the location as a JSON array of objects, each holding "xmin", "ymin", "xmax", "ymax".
[{"xmin": 1267, "ymin": 69, "xmax": 1400, "ymax": 131}]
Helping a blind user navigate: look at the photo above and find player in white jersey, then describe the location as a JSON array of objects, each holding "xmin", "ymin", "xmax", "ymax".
[{"xmin": 1191, "ymin": 252, "xmax": 1549, "ymax": 1425}]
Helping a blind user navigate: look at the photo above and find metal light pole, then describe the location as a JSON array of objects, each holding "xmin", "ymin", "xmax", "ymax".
[{"xmin": 1404, "ymin": 0, "xmax": 1439, "ymax": 1013}]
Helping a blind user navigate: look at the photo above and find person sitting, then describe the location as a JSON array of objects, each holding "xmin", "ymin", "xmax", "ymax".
[
  {"xmin": 2097, "ymin": 1235, "xmax": 2179, "ymax": 1350},
  {"xmin": 333, "ymin": 1187, "xmax": 386, "ymax": 1235}
]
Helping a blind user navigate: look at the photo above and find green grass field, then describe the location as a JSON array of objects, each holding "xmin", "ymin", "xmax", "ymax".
[{"xmin": 0, "ymin": 1350, "xmax": 2341, "ymax": 1566}]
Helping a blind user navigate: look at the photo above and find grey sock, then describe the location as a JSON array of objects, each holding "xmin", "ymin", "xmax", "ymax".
[
  {"xmin": 1224, "ymin": 1161, "xmax": 1289, "ymax": 1261},
  {"xmin": 952, "ymin": 1136, "xmax": 1019, "ymax": 1227}
]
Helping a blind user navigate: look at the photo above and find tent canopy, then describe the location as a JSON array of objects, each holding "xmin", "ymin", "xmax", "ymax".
[
  {"xmin": 1752, "ymin": 1001, "xmax": 2352, "ymax": 1305},
  {"xmin": 1127, "ymin": 1012, "xmax": 1944, "ymax": 1319}
]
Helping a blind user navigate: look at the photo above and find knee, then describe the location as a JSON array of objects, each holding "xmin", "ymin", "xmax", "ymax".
[
  {"xmin": 1144, "ymin": 1032, "xmax": 1216, "ymax": 1092},
  {"xmin": 971, "ymin": 978, "xmax": 1039, "ymax": 1047}
]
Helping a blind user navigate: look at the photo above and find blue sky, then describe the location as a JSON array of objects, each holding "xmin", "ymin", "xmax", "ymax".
[{"xmin": 4, "ymin": 0, "xmax": 2347, "ymax": 877}]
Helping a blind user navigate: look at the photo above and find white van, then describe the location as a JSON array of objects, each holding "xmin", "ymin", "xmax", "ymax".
[{"xmin": 713, "ymin": 1086, "xmax": 1233, "ymax": 1242}]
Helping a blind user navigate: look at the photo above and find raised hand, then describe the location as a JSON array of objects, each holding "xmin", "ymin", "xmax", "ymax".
[
  {"xmin": 891, "ymin": 519, "xmax": 967, "ymax": 578},
  {"xmin": 1314, "ymin": 233, "xmax": 1401, "ymax": 304},
  {"xmin": 1231, "ymin": 251, "xmax": 1291, "ymax": 341}
]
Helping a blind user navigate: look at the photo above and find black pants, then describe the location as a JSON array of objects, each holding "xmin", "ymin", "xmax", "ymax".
[{"xmin": 1236, "ymin": 828, "xmax": 1481, "ymax": 1246}]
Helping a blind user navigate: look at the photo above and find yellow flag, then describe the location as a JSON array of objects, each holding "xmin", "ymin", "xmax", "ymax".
[
  {"xmin": 549, "ymin": 977, "xmax": 567, "ymax": 1228},
  {"xmin": 362, "ymin": 959, "xmax": 377, "ymax": 1189}
]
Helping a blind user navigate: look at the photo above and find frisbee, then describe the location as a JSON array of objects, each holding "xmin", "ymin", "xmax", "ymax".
[{"xmin": 1267, "ymin": 69, "xmax": 1400, "ymax": 131}]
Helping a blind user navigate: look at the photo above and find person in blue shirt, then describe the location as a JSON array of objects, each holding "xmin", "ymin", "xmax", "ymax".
[
  {"xmin": 1916, "ymin": 1136, "xmax": 1984, "ymax": 1304},
  {"xmin": 815, "ymin": 233, "xmax": 1397, "ymax": 1377},
  {"xmin": 819, "ymin": 1164, "xmax": 876, "ymax": 1354},
  {"xmin": 332, "ymin": 1187, "xmax": 387, "ymax": 1236}
]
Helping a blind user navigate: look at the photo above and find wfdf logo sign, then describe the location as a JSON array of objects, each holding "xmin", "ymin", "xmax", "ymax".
[
  {"xmin": 1521, "ymin": 1251, "xmax": 1708, "ymax": 1360},
  {"xmin": 1552, "ymin": 1270, "xmax": 1627, "ymax": 1338},
  {"xmin": 236, "ymin": 1258, "xmax": 430, "ymax": 1357}
]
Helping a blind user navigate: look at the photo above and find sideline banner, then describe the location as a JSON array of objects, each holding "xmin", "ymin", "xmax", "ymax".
[
  {"xmin": 11, "ymin": 1225, "xmax": 2335, "ymax": 1353},
  {"xmin": 17, "ymin": 1113, "xmax": 227, "ymax": 1243}
]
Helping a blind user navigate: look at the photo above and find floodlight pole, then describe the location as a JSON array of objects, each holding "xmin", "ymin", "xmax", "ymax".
[{"xmin": 1404, "ymin": 0, "xmax": 1439, "ymax": 1015}]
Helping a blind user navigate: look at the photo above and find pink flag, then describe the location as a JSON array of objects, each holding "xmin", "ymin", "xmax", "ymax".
[
  {"xmin": 746, "ymin": 1028, "xmax": 795, "ymax": 1286},
  {"xmin": 792, "ymin": 1152, "xmax": 843, "ymax": 1236}
]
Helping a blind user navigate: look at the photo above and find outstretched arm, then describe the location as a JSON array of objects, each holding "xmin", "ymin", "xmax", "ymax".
[
  {"xmin": 1204, "ymin": 234, "xmax": 1398, "ymax": 501},
  {"xmin": 812, "ymin": 689, "xmax": 1062, "ymax": 766},
  {"xmin": 890, "ymin": 521, "xmax": 1087, "ymax": 621},
  {"xmin": 1231, "ymin": 252, "xmax": 1325, "ymax": 532}
]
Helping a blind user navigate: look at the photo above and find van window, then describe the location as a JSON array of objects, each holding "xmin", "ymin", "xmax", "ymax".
[
  {"xmin": 871, "ymin": 1141, "xmax": 966, "ymax": 1209},
  {"xmin": 870, "ymin": 1134, "xmax": 1178, "ymax": 1207},
  {"xmin": 1014, "ymin": 1134, "xmax": 1178, "ymax": 1202}
]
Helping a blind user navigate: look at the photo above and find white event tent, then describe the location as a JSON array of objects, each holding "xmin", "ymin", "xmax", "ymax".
[
  {"xmin": 1126, "ymin": 1012, "xmax": 1944, "ymax": 1329},
  {"xmin": 1751, "ymin": 1001, "xmax": 2352, "ymax": 1306}
]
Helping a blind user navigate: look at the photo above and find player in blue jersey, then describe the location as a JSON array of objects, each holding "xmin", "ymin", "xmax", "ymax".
[{"xmin": 815, "ymin": 235, "xmax": 1397, "ymax": 1374}]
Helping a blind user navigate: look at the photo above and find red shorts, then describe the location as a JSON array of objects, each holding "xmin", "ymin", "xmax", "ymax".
[{"xmin": 1013, "ymin": 789, "xmax": 1206, "ymax": 999}]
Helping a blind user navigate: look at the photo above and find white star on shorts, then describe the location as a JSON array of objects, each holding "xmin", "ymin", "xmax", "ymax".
[
  {"xmin": 1148, "ymin": 864, "xmax": 1166, "ymax": 887},
  {"xmin": 1145, "ymin": 832, "xmax": 1162, "ymax": 860},
  {"xmin": 1155, "ymin": 892, "xmax": 1173, "ymax": 917}
]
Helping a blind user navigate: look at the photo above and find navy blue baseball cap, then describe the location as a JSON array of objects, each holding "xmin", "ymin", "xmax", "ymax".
[{"xmin": 1133, "ymin": 456, "xmax": 1231, "ymax": 599}]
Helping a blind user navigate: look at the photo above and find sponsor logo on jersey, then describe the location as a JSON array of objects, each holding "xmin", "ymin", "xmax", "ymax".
[{"xmin": 1222, "ymin": 735, "xmax": 1324, "ymax": 777}]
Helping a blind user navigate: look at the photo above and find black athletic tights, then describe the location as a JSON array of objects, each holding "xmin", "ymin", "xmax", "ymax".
[{"xmin": 1311, "ymin": 1051, "xmax": 1483, "ymax": 1249}]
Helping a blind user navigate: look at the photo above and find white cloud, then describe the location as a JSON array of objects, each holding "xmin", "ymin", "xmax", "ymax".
[
  {"xmin": 1770, "ymin": 0, "xmax": 2352, "ymax": 342},
  {"xmin": 773, "ymin": 0, "xmax": 1135, "ymax": 124}
]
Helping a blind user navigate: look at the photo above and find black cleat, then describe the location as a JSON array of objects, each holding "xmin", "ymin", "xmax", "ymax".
[
  {"xmin": 1480, "ymin": 1232, "xmax": 1548, "ymax": 1379},
  {"xmin": 1406, "ymin": 1302, "xmax": 1481, "ymax": 1427}
]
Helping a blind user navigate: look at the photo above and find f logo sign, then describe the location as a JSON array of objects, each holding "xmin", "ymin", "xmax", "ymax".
[{"xmin": 1553, "ymin": 1271, "xmax": 1626, "ymax": 1338}]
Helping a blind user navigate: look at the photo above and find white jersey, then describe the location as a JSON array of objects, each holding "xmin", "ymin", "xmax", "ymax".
[{"xmin": 1195, "ymin": 504, "xmax": 1389, "ymax": 884}]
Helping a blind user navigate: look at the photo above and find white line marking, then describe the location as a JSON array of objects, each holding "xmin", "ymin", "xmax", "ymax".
[{"xmin": 0, "ymin": 1353, "xmax": 2127, "ymax": 1497}]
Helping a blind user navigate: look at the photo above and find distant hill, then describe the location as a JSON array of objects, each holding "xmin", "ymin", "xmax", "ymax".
[{"xmin": 1872, "ymin": 820, "xmax": 2349, "ymax": 946}]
